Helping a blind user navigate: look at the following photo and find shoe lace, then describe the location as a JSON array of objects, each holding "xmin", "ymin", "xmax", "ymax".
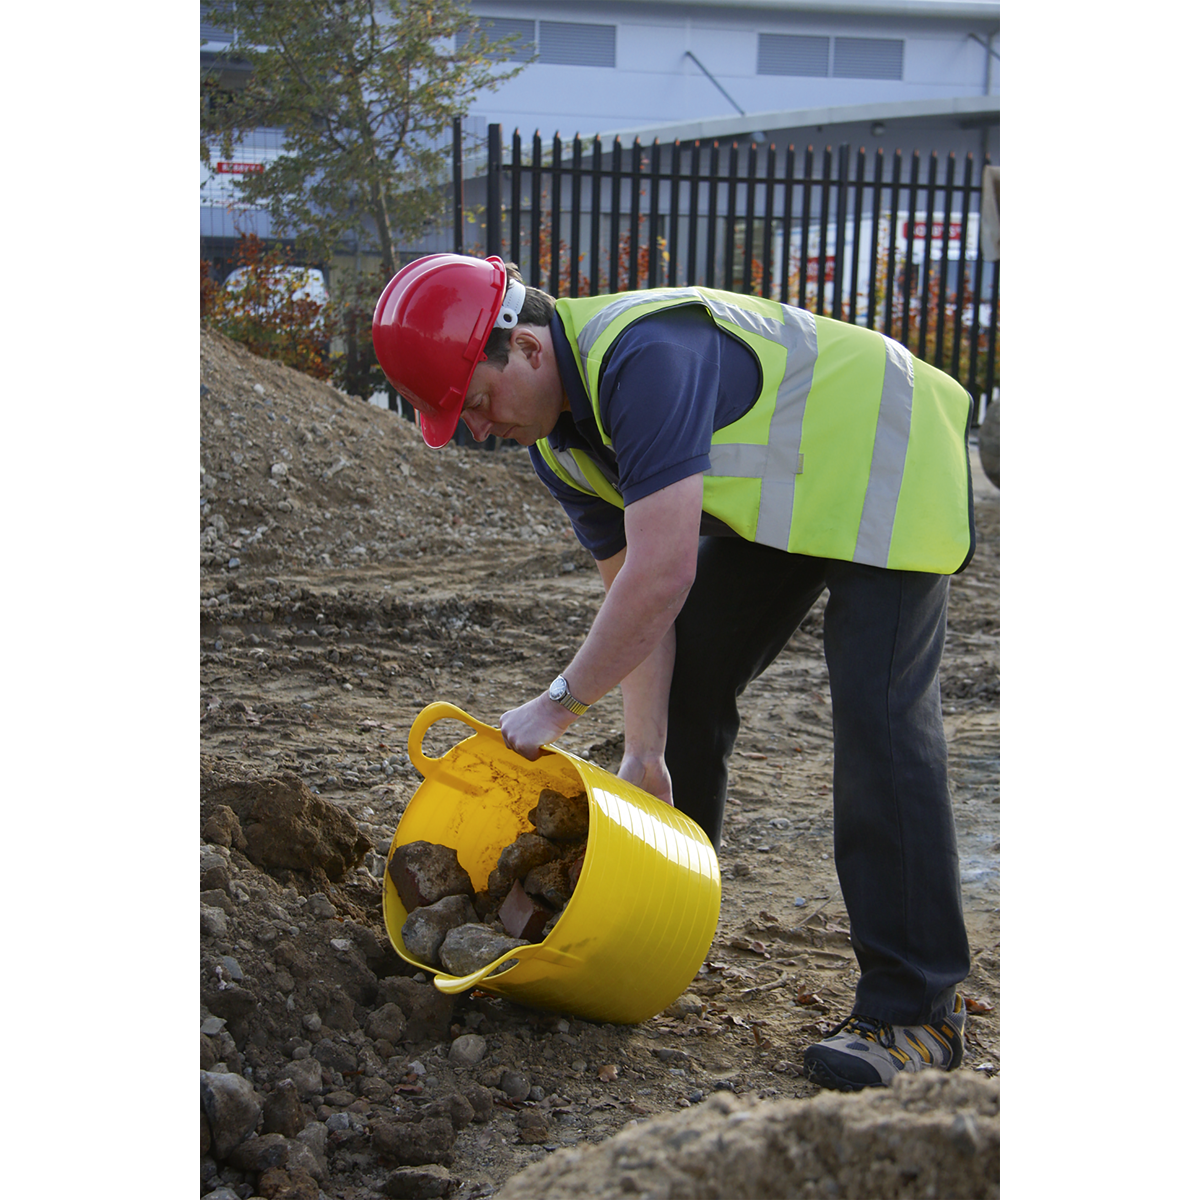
[{"xmin": 830, "ymin": 1013, "xmax": 897, "ymax": 1048}]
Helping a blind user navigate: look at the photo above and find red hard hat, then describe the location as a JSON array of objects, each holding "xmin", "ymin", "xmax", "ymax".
[{"xmin": 372, "ymin": 254, "xmax": 512, "ymax": 448}]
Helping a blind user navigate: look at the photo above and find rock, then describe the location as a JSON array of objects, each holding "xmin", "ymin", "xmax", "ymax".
[
  {"xmin": 312, "ymin": 1037, "xmax": 358, "ymax": 1075},
  {"xmin": 401, "ymin": 893, "xmax": 478, "ymax": 964},
  {"xmin": 387, "ymin": 841, "xmax": 474, "ymax": 912},
  {"xmin": 201, "ymin": 861, "xmax": 233, "ymax": 893},
  {"xmin": 383, "ymin": 1164, "xmax": 458, "ymax": 1198},
  {"xmin": 200, "ymin": 1069, "xmax": 263, "ymax": 1160},
  {"xmin": 373, "ymin": 1116, "xmax": 457, "ymax": 1167},
  {"xmin": 257, "ymin": 1166, "xmax": 321, "ymax": 1200},
  {"xmin": 286, "ymin": 1137, "xmax": 326, "ymax": 1183},
  {"xmin": 530, "ymin": 788, "xmax": 589, "ymax": 841},
  {"xmin": 425, "ymin": 1094, "xmax": 475, "ymax": 1131},
  {"xmin": 202, "ymin": 804, "xmax": 248, "ymax": 850},
  {"xmin": 448, "ymin": 1034, "xmax": 487, "ymax": 1068},
  {"xmin": 365, "ymin": 1001, "xmax": 408, "ymax": 1045},
  {"xmin": 201, "ymin": 1032, "xmax": 218, "ymax": 1071},
  {"xmin": 522, "ymin": 859, "xmax": 572, "ymax": 909},
  {"xmin": 458, "ymin": 1082, "xmax": 494, "ymax": 1123},
  {"xmin": 201, "ymin": 905, "xmax": 229, "ymax": 939},
  {"xmin": 499, "ymin": 1070, "xmax": 531, "ymax": 1102},
  {"xmin": 227, "ymin": 1131, "xmax": 291, "ymax": 1172},
  {"xmin": 202, "ymin": 984, "xmax": 257, "ymax": 1023},
  {"xmin": 202, "ymin": 772, "xmax": 370, "ymax": 881},
  {"xmin": 493, "ymin": 1073, "xmax": 1000, "ymax": 1200},
  {"xmin": 515, "ymin": 1109, "xmax": 550, "ymax": 1144},
  {"xmin": 438, "ymin": 925, "xmax": 528, "ymax": 977},
  {"xmin": 376, "ymin": 976, "xmax": 455, "ymax": 1042},
  {"xmin": 498, "ymin": 880, "xmax": 554, "ymax": 941},
  {"xmin": 306, "ymin": 893, "xmax": 337, "ymax": 919},
  {"xmin": 294, "ymin": 1120, "xmax": 329, "ymax": 1163},
  {"xmin": 313, "ymin": 983, "xmax": 358, "ymax": 1030},
  {"xmin": 262, "ymin": 1080, "xmax": 306, "ymax": 1138},
  {"xmin": 278, "ymin": 1057, "xmax": 323, "ymax": 1098},
  {"xmin": 201, "ymin": 888, "xmax": 237, "ymax": 915},
  {"xmin": 360, "ymin": 1075, "xmax": 394, "ymax": 1103},
  {"xmin": 487, "ymin": 833, "xmax": 560, "ymax": 896}
]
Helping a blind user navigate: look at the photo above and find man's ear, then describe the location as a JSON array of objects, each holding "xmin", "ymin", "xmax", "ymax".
[{"xmin": 513, "ymin": 326, "xmax": 543, "ymax": 368}]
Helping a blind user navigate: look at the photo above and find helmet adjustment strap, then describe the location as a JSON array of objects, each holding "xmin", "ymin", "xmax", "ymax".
[{"xmin": 495, "ymin": 279, "xmax": 526, "ymax": 329}]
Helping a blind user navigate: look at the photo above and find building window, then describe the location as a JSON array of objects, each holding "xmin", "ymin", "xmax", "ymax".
[
  {"xmin": 832, "ymin": 37, "xmax": 904, "ymax": 80},
  {"xmin": 457, "ymin": 18, "xmax": 615, "ymax": 68},
  {"xmin": 201, "ymin": 1, "xmax": 234, "ymax": 44},
  {"xmin": 757, "ymin": 33, "xmax": 830, "ymax": 77},
  {"xmin": 460, "ymin": 17, "xmax": 537, "ymax": 63},
  {"xmin": 538, "ymin": 21, "xmax": 616, "ymax": 68}
]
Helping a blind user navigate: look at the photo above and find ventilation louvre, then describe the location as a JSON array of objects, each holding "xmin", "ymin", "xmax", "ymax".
[
  {"xmin": 757, "ymin": 33, "xmax": 830, "ymax": 77},
  {"xmin": 833, "ymin": 36, "xmax": 904, "ymax": 80},
  {"xmin": 459, "ymin": 17, "xmax": 537, "ymax": 63},
  {"xmin": 538, "ymin": 21, "xmax": 616, "ymax": 69}
]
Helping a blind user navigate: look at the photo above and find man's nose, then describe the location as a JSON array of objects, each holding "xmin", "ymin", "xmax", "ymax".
[{"xmin": 461, "ymin": 410, "xmax": 491, "ymax": 441}]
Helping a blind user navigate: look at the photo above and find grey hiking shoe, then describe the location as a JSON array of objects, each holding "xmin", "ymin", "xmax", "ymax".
[{"xmin": 802, "ymin": 993, "xmax": 966, "ymax": 1092}]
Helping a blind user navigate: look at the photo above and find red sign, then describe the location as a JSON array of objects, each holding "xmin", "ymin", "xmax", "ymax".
[
  {"xmin": 216, "ymin": 162, "xmax": 265, "ymax": 174},
  {"xmin": 901, "ymin": 219, "xmax": 962, "ymax": 241}
]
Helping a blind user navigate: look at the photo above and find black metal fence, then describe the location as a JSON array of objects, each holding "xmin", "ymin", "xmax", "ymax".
[{"xmin": 475, "ymin": 122, "xmax": 998, "ymax": 421}]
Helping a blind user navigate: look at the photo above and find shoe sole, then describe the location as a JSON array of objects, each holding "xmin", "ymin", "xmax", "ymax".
[{"xmin": 801, "ymin": 1057, "xmax": 881, "ymax": 1093}]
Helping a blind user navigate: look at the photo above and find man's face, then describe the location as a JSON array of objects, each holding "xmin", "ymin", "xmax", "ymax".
[{"xmin": 459, "ymin": 328, "xmax": 564, "ymax": 446}]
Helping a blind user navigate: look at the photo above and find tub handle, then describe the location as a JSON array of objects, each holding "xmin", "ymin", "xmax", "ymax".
[
  {"xmin": 430, "ymin": 943, "xmax": 539, "ymax": 994},
  {"xmin": 407, "ymin": 701, "xmax": 508, "ymax": 779}
]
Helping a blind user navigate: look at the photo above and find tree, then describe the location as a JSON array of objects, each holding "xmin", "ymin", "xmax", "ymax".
[{"xmin": 201, "ymin": 0, "xmax": 523, "ymax": 280}]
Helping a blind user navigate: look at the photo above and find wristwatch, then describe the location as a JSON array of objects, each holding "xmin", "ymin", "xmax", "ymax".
[{"xmin": 548, "ymin": 674, "xmax": 589, "ymax": 715}]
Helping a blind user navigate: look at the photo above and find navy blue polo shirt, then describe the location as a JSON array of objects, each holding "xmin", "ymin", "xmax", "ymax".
[{"xmin": 530, "ymin": 304, "xmax": 761, "ymax": 560}]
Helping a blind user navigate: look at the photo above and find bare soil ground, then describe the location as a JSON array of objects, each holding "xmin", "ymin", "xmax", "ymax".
[{"xmin": 199, "ymin": 328, "xmax": 999, "ymax": 1199}]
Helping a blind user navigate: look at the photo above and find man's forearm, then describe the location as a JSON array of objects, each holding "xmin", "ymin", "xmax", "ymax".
[
  {"xmin": 563, "ymin": 556, "xmax": 689, "ymax": 706},
  {"xmin": 619, "ymin": 623, "xmax": 675, "ymax": 761},
  {"xmin": 500, "ymin": 475, "xmax": 702, "ymax": 760}
]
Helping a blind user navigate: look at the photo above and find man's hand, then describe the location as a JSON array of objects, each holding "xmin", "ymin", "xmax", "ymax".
[
  {"xmin": 500, "ymin": 692, "xmax": 576, "ymax": 760},
  {"xmin": 618, "ymin": 752, "xmax": 674, "ymax": 807}
]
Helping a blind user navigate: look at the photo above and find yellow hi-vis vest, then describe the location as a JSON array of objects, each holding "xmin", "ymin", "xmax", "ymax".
[{"xmin": 537, "ymin": 288, "xmax": 974, "ymax": 574}]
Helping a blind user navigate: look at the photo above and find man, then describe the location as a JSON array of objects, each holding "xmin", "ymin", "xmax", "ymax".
[{"xmin": 372, "ymin": 253, "xmax": 975, "ymax": 1092}]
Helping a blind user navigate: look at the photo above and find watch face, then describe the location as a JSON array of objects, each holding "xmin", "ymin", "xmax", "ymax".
[{"xmin": 549, "ymin": 676, "xmax": 567, "ymax": 701}]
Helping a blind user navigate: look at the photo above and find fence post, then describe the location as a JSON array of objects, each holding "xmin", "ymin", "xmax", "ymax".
[
  {"xmin": 486, "ymin": 123, "xmax": 502, "ymax": 258},
  {"xmin": 571, "ymin": 135, "xmax": 583, "ymax": 297},
  {"xmin": 832, "ymin": 144, "xmax": 850, "ymax": 320},
  {"xmin": 453, "ymin": 116, "xmax": 464, "ymax": 255},
  {"xmin": 511, "ymin": 129, "xmax": 522, "ymax": 277},
  {"xmin": 723, "ymin": 142, "xmax": 739, "ymax": 290},
  {"xmin": 743, "ymin": 141, "xmax": 757, "ymax": 294}
]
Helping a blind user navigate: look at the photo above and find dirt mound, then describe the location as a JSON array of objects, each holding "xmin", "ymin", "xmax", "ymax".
[
  {"xmin": 200, "ymin": 327, "xmax": 582, "ymax": 576},
  {"xmin": 497, "ymin": 1072, "xmax": 999, "ymax": 1200},
  {"xmin": 203, "ymin": 771, "xmax": 372, "ymax": 884},
  {"xmin": 199, "ymin": 325, "xmax": 1000, "ymax": 1199}
]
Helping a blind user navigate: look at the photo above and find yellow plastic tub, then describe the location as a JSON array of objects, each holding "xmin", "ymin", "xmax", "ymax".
[{"xmin": 382, "ymin": 702, "xmax": 722, "ymax": 1024}]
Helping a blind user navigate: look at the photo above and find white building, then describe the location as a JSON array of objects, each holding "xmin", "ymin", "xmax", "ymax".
[
  {"xmin": 201, "ymin": 1, "xmax": 999, "ymax": 271},
  {"xmin": 457, "ymin": 0, "xmax": 999, "ymax": 160}
]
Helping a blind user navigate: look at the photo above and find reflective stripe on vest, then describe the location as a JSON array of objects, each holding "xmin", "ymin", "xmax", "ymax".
[{"xmin": 543, "ymin": 288, "xmax": 972, "ymax": 573}]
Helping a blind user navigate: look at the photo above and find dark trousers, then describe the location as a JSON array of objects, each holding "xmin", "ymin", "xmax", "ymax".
[{"xmin": 665, "ymin": 536, "xmax": 971, "ymax": 1025}]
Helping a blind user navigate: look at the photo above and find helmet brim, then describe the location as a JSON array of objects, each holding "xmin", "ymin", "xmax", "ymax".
[{"xmin": 417, "ymin": 401, "xmax": 463, "ymax": 449}]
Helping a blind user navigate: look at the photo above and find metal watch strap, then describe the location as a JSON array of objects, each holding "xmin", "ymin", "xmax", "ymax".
[{"xmin": 549, "ymin": 674, "xmax": 589, "ymax": 715}]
